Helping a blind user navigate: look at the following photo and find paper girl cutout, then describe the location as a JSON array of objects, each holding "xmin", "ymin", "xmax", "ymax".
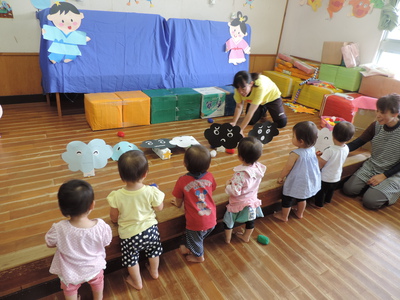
[
  {"xmin": 349, "ymin": 0, "xmax": 372, "ymax": 18},
  {"xmin": 327, "ymin": 0, "xmax": 345, "ymax": 19},
  {"xmin": 248, "ymin": 121, "xmax": 279, "ymax": 144},
  {"xmin": 204, "ymin": 123, "xmax": 243, "ymax": 149},
  {"xmin": 314, "ymin": 127, "xmax": 334, "ymax": 153},
  {"xmin": 226, "ymin": 11, "xmax": 250, "ymax": 65},
  {"xmin": 62, "ymin": 139, "xmax": 113, "ymax": 177},
  {"xmin": 170, "ymin": 136, "xmax": 200, "ymax": 148},
  {"xmin": 111, "ymin": 141, "xmax": 140, "ymax": 161},
  {"xmin": 42, "ymin": 2, "xmax": 90, "ymax": 64}
]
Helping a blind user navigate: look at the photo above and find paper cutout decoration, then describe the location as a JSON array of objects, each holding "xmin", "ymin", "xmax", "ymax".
[
  {"xmin": 0, "ymin": 105, "xmax": 2, "ymax": 119},
  {"xmin": 284, "ymin": 102, "xmax": 317, "ymax": 114},
  {"xmin": 315, "ymin": 127, "xmax": 334, "ymax": 153},
  {"xmin": 140, "ymin": 138, "xmax": 176, "ymax": 160},
  {"xmin": 307, "ymin": 0, "xmax": 322, "ymax": 11},
  {"xmin": 243, "ymin": 0, "xmax": 255, "ymax": 8},
  {"xmin": 349, "ymin": 0, "xmax": 372, "ymax": 18},
  {"xmin": 226, "ymin": 11, "xmax": 250, "ymax": 65},
  {"xmin": 0, "ymin": 1, "xmax": 13, "ymax": 18},
  {"xmin": 42, "ymin": 2, "xmax": 90, "ymax": 64},
  {"xmin": 204, "ymin": 123, "xmax": 243, "ymax": 149},
  {"xmin": 111, "ymin": 141, "xmax": 140, "ymax": 161},
  {"xmin": 127, "ymin": 0, "xmax": 153, "ymax": 7},
  {"xmin": 62, "ymin": 139, "xmax": 113, "ymax": 177},
  {"xmin": 170, "ymin": 136, "xmax": 200, "ymax": 148},
  {"xmin": 248, "ymin": 121, "xmax": 279, "ymax": 144},
  {"xmin": 30, "ymin": 0, "xmax": 51, "ymax": 10},
  {"xmin": 327, "ymin": 0, "xmax": 345, "ymax": 19}
]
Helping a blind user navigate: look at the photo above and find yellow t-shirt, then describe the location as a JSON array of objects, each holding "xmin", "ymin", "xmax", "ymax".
[
  {"xmin": 107, "ymin": 185, "xmax": 164, "ymax": 239},
  {"xmin": 234, "ymin": 75, "xmax": 281, "ymax": 106}
]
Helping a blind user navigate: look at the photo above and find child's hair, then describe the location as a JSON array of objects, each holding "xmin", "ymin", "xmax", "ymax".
[
  {"xmin": 377, "ymin": 93, "xmax": 400, "ymax": 115},
  {"xmin": 184, "ymin": 144, "xmax": 211, "ymax": 174},
  {"xmin": 293, "ymin": 121, "xmax": 318, "ymax": 147},
  {"xmin": 233, "ymin": 71, "xmax": 260, "ymax": 89},
  {"xmin": 238, "ymin": 136, "xmax": 263, "ymax": 164},
  {"xmin": 333, "ymin": 121, "xmax": 355, "ymax": 143},
  {"xmin": 118, "ymin": 150, "xmax": 148, "ymax": 183},
  {"xmin": 58, "ymin": 179, "xmax": 94, "ymax": 217},
  {"xmin": 230, "ymin": 11, "xmax": 248, "ymax": 35},
  {"xmin": 49, "ymin": 2, "xmax": 80, "ymax": 15}
]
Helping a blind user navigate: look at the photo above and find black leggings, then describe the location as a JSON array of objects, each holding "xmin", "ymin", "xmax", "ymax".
[
  {"xmin": 246, "ymin": 97, "xmax": 287, "ymax": 128},
  {"xmin": 224, "ymin": 220, "xmax": 255, "ymax": 230}
]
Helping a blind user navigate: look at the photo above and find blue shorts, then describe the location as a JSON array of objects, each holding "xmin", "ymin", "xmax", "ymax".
[
  {"xmin": 183, "ymin": 227, "xmax": 214, "ymax": 257},
  {"xmin": 120, "ymin": 225, "xmax": 163, "ymax": 267}
]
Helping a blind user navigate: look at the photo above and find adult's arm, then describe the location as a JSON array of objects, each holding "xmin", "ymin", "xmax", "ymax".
[
  {"xmin": 347, "ymin": 122, "xmax": 375, "ymax": 152},
  {"xmin": 231, "ymin": 101, "xmax": 244, "ymax": 126},
  {"xmin": 238, "ymin": 103, "xmax": 259, "ymax": 132}
]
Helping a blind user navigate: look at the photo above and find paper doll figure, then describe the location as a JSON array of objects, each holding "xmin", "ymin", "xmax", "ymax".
[
  {"xmin": 349, "ymin": 0, "xmax": 372, "ymax": 18},
  {"xmin": 226, "ymin": 11, "xmax": 250, "ymax": 65},
  {"xmin": 327, "ymin": 0, "xmax": 345, "ymax": 19},
  {"xmin": 204, "ymin": 123, "xmax": 243, "ymax": 149},
  {"xmin": 307, "ymin": 0, "xmax": 322, "ymax": 12},
  {"xmin": 314, "ymin": 127, "xmax": 334, "ymax": 153},
  {"xmin": 42, "ymin": 2, "xmax": 90, "ymax": 64},
  {"xmin": 170, "ymin": 136, "xmax": 200, "ymax": 148},
  {"xmin": 243, "ymin": 0, "xmax": 255, "ymax": 8},
  {"xmin": 111, "ymin": 141, "xmax": 140, "ymax": 161},
  {"xmin": 248, "ymin": 121, "xmax": 279, "ymax": 144},
  {"xmin": 62, "ymin": 139, "xmax": 113, "ymax": 177},
  {"xmin": 0, "ymin": 1, "xmax": 13, "ymax": 18}
]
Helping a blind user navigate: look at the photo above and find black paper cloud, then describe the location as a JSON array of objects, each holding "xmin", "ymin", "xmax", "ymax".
[
  {"xmin": 204, "ymin": 123, "xmax": 243, "ymax": 149},
  {"xmin": 248, "ymin": 121, "xmax": 279, "ymax": 144},
  {"xmin": 140, "ymin": 138, "xmax": 176, "ymax": 149}
]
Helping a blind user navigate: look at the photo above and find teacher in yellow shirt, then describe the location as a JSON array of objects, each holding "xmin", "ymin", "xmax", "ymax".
[{"xmin": 231, "ymin": 71, "xmax": 287, "ymax": 135}]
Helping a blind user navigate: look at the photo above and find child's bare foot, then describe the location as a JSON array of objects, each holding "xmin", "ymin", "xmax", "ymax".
[
  {"xmin": 145, "ymin": 263, "xmax": 159, "ymax": 279},
  {"xmin": 126, "ymin": 276, "xmax": 142, "ymax": 290},
  {"xmin": 179, "ymin": 244, "xmax": 191, "ymax": 255},
  {"xmin": 186, "ymin": 254, "xmax": 204, "ymax": 263},
  {"xmin": 234, "ymin": 231, "xmax": 250, "ymax": 243},
  {"xmin": 273, "ymin": 211, "xmax": 288, "ymax": 222},
  {"xmin": 293, "ymin": 209, "xmax": 303, "ymax": 219}
]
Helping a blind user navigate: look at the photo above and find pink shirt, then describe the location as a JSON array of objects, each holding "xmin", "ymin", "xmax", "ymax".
[
  {"xmin": 45, "ymin": 218, "xmax": 112, "ymax": 285},
  {"xmin": 225, "ymin": 162, "xmax": 266, "ymax": 213}
]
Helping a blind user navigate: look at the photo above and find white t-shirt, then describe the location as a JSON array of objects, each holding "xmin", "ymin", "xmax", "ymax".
[{"xmin": 320, "ymin": 144, "xmax": 349, "ymax": 183}]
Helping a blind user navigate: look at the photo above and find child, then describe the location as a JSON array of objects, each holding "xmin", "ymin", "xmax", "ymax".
[
  {"xmin": 274, "ymin": 121, "xmax": 321, "ymax": 222},
  {"xmin": 223, "ymin": 136, "xmax": 266, "ymax": 243},
  {"xmin": 315, "ymin": 121, "xmax": 355, "ymax": 207},
  {"xmin": 45, "ymin": 179, "xmax": 112, "ymax": 300},
  {"xmin": 171, "ymin": 144, "xmax": 217, "ymax": 263},
  {"xmin": 107, "ymin": 150, "xmax": 164, "ymax": 290}
]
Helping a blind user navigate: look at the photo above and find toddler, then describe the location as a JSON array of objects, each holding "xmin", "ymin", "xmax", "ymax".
[
  {"xmin": 223, "ymin": 136, "xmax": 266, "ymax": 243},
  {"xmin": 274, "ymin": 121, "xmax": 321, "ymax": 221},
  {"xmin": 315, "ymin": 121, "xmax": 355, "ymax": 207},
  {"xmin": 171, "ymin": 144, "xmax": 217, "ymax": 263},
  {"xmin": 45, "ymin": 179, "xmax": 112, "ymax": 300},
  {"xmin": 107, "ymin": 150, "xmax": 164, "ymax": 290}
]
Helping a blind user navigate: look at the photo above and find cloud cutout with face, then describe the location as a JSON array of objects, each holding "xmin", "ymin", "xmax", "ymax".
[
  {"xmin": 140, "ymin": 138, "xmax": 176, "ymax": 149},
  {"xmin": 111, "ymin": 141, "xmax": 141, "ymax": 161},
  {"xmin": 248, "ymin": 121, "xmax": 279, "ymax": 144},
  {"xmin": 204, "ymin": 123, "xmax": 243, "ymax": 149},
  {"xmin": 169, "ymin": 136, "xmax": 200, "ymax": 148}
]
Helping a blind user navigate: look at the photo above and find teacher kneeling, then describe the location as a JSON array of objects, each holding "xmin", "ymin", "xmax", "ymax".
[
  {"xmin": 230, "ymin": 71, "xmax": 287, "ymax": 135},
  {"xmin": 343, "ymin": 93, "xmax": 400, "ymax": 209}
]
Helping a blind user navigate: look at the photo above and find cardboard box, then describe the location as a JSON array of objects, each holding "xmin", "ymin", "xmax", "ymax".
[
  {"xmin": 292, "ymin": 82, "xmax": 343, "ymax": 110},
  {"xmin": 115, "ymin": 91, "xmax": 151, "ymax": 127},
  {"xmin": 358, "ymin": 75, "xmax": 400, "ymax": 98},
  {"xmin": 262, "ymin": 70, "xmax": 302, "ymax": 97},
  {"xmin": 84, "ymin": 93, "xmax": 123, "ymax": 131},
  {"xmin": 319, "ymin": 64, "xmax": 363, "ymax": 91},
  {"xmin": 353, "ymin": 108, "xmax": 376, "ymax": 130},
  {"xmin": 320, "ymin": 93, "xmax": 360, "ymax": 122},
  {"xmin": 216, "ymin": 85, "xmax": 236, "ymax": 116},
  {"xmin": 193, "ymin": 87, "xmax": 226, "ymax": 118},
  {"xmin": 321, "ymin": 42, "xmax": 347, "ymax": 65},
  {"xmin": 169, "ymin": 88, "xmax": 202, "ymax": 121}
]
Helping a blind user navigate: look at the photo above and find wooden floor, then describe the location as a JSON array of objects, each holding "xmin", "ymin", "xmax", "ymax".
[
  {"xmin": 0, "ymin": 99, "xmax": 381, "ymax": 299},
  {"xmin": 39, "ymin": 191, "xmax": 400, "ymax": 300}
]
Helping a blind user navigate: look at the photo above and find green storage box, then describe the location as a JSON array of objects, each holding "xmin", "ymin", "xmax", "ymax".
[
  {"xmin": 319, "ymin": 64, "xmax": 364, "ymax": 92},
  {"xmin": 193, "ymin": 87, "xmax": 226, "ymax": 119},
  {"xmin": 143, "ymin": 88, "xmax": 202, "ymax": 124}
]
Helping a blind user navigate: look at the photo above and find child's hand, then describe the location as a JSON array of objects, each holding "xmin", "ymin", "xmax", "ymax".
[
  {"xmin": 316, "ymin": 151, "xmax": 322, "ymax": 156},
  {"xmin": 226, "ymin": 180, "xmax": 232, "ymax": 186},
  {"xmin": 171, "ymin": 199, "xmax": 177, "ymax": 206},
  {"xmin": 277, "ymin": 177, "xmax": 284, "ymax": 184}
]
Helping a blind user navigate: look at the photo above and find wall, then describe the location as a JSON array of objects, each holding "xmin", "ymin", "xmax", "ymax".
[
  {"xmin": 0, "ymin": 0, "xmax": 287, "ymax": 55},
  {"xmin": 279, "ymin": 1, "xmax": 383, "ymax": 64}
]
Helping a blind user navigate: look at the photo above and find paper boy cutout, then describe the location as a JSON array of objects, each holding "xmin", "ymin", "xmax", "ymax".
[
  {"xmin": 248, "ymin": 121, "xmax": 279, "ymax": 144},
  {"xmin": 170, "ymin": 136, "xmax": 200, "ymax": 148},
  {"xmin": 111, "ymin": 141, "xmax": 140, "ymax": 161},
  {"xmin": 62, "ymin": 139, "xmax": 113, "ymax": 176},
  {"xmin": 315, "ymin": 127, "xmax": 334, "ymax": 153},
  {"xmin": 140, "ymin": 138, "xmax": 176, "ymax": 149},
  {"xmin": 204, "ymin": 123, "xmax": 243, "ymax": 149}
]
